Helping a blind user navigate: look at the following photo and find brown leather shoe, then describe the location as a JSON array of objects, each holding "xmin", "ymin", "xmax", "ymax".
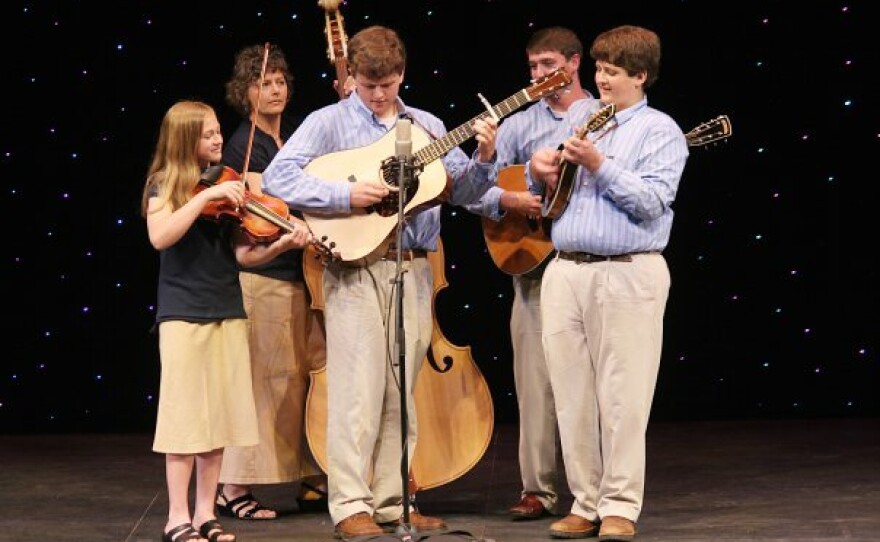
[
  {"xmin": 598, "ymin": 515, "xmax": 636, "ymax": 541},
  {"xmin": 379, "ymin": 511, "xmax": 446, "ymax": 533},
  {"xmin": 335, "ymin": 512, "xmax": 383, "ymax": 538},
  {"xmin": 509, "ymin": 493, "xmax": 549, "ymax": 520},
  {"xmin": 549, "ymin": 513, "xmax": 599, "ymax": 539}
]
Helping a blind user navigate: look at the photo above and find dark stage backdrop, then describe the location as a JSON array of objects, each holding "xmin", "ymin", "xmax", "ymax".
[{"xmin": 1, "ymin": 1, "xmax": 875, "ymax": 433}]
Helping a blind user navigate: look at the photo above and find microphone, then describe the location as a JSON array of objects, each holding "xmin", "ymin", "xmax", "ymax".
[{"xmin": 395, "ymin": 118, "xmax": 412, "ymax": 159}]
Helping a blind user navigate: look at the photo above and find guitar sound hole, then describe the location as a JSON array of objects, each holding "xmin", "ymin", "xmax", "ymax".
[{"xmin": 372, "ymin": 159, "xmax": 420, "ymax": 216}]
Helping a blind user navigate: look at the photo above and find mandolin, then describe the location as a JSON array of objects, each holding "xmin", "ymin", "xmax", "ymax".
[
  {"xmin": 485, "ymin": 114, "xmax": 732, "ymax": 274},
  {"xmin": 541, "ymin": 103, "xmax": 616, "ymax": 219}
]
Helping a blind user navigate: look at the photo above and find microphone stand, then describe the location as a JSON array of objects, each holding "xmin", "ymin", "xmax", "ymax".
[{"xmin": 391, "ymin": 149, "xmax": 417, "ymax": 540}]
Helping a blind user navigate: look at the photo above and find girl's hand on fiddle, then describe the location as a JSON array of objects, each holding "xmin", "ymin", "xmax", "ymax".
[
  {"xmin": 200, "ymin": 181, "xmax": 246, "ymax": 208},
  {"xmin": 275, "ymin": 222, "xmax": 312, "ymax": 251}
]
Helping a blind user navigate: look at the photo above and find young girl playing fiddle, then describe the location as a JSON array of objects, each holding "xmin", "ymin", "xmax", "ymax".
[{"xmin": 141, "ymin": 100, "xmax": 310, "ymax": 542}]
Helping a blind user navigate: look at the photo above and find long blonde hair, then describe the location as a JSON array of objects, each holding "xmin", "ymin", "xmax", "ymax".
[{"xmin": 140, "ymin": 100, "xmax": 215, "ymax": 216}]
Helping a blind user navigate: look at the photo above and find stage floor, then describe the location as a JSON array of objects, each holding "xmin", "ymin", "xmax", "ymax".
[{"xmin": 1, "ymin": 418, "xmax": 878, "ymax": 542}]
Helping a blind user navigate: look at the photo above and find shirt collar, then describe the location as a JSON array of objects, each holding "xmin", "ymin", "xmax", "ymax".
[
  {"xmin": 611, "ymin": 96, "xmax": 648, "ymax": 127},
  {"xmin": 349, "ymin": 92, "xmax": 408, "ymax": 128}
]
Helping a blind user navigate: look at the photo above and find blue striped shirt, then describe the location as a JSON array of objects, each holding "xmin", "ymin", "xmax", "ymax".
[
  {"xmin": 465, "ymin": 96, "xmax": 591, "ymax": 219},
  {"xmin": 531, "ymin": 97, "xmax": 689, "ymax": 255},
  {"xmin": 262, "ymin": 92, "xmax": 495, "ymax": 251}
]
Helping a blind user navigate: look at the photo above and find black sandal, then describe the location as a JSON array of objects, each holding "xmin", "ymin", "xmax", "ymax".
[
  {"xmin": 296, "ymin": 480, "xmax": 329, "ymax": 513},
  {"xmin": 162, "ymin": 523, "xmax": 201, "ymax": 542},
  {"xmin": 198, "ymin": 519, "xmax": 236, "ymax": 542},
  {"xmin": 216, "ymin": 487, "xmax": 276, "ymax": 520}
]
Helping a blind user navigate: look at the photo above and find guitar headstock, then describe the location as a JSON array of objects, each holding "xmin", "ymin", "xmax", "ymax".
[
  {"xmin": 686, "ymin": 115, "xmax": 732, "ymax": 147},
  {"xmin": 524, "ymin": 68, "xmax": 573, "ymax": 102}
]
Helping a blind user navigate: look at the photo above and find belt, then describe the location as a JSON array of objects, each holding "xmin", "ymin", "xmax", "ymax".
[
  {"xmin": 557, "ymin": 250, "xmax": 660, "ymax": 264},
  {"xmin": 336, "ymin": 246, "xmax": 429, "ymax": 268},
  {"xmin": 382, "ymin": 248, "xmax": 428, "ymax": 261}
]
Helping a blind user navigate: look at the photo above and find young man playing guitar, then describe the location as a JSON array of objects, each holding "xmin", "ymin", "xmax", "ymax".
[
  {"xmin": 529, "ymin": 25, "xmax": 690, "ymax": 540},
  {"xmin": 465, "ymin": 26, "xmax": 591, "ymax": 523},
  {"xmin": 262, "ymin": 25, "xmax": 497, "ymax": 539}
]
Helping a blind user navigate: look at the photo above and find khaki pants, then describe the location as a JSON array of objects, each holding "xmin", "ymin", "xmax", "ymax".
[
  {"xmin": 541, "ymin": 253, "xmax": 669, "ymax": 522},
  {"xmin": 220, "ymin": 274, "xmax": 325, "ymax": 484}
]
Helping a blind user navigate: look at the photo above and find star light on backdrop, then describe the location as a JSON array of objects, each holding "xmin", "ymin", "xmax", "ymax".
[{"xmin": 1, "ymin": 1, "xmax": 875, "ymax": 432}]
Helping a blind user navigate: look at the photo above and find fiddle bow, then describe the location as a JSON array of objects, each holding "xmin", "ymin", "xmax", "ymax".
[{"xmin": 218, "ymin": 42, "xmax": 336, "ymax": 259}]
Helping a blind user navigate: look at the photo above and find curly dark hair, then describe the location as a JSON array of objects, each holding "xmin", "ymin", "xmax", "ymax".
[{"xmin": 225, "ymin": 43, "xmax": 293, "ymax": 118}]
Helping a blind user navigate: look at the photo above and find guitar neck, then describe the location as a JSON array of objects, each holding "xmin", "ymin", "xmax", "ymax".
[{"xmin": 413, "ymin": 89, "xmax": 535, "ymax": 166}]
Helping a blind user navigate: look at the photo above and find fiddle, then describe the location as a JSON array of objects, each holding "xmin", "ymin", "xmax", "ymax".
[{"xmin": 197, "ymin": 164, "xmax": 337, "ymax": 260}]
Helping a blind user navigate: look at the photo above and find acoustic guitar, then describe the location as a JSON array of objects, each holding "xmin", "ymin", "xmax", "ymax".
[
  {"xmin": 302, "ymin": 68, "xmax": 572, "ymax": 263},
  {"xmin": 481, "ymin": 165, "xmax": 554, "ymax": 276},
  {"xmin": 483, "ymin": 114, "xmax": 733, "ymax": 275}
]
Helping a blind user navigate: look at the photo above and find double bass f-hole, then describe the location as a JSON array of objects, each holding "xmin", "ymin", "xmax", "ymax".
[
  {"xmin": 303, "ymin": 239, "xmax": 495, "ymax": 492},
  {"xmin": 425, "ymin": 345, "xmax": 453, "ymax": 374}
]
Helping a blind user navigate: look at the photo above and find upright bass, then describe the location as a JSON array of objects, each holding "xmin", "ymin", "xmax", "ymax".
[{"xmin": 303, "ymin": 238, "xmax": 495, "ymax": 492}]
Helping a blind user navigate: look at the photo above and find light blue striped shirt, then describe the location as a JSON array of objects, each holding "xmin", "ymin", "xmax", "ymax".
[
  {"xmin": 262, "ymin": 92, "xmax": 495, "ymax": 251},
  {"xmin": 465, "ymin": 96, "xmax": 591, "ymax": 219},
  {"xmin": 530, "ymin": 97, "xmax": 689, "ymax": 255}
]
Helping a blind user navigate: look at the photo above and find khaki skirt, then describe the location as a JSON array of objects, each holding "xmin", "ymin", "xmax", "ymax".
[{"xmin": 152, "ymin": 319, "xmax": 258, "ymax": 454}]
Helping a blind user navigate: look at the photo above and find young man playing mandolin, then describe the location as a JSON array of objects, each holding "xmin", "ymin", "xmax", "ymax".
[
  {"xmin": 262, "ymin": 25, "xmax": 497, "ymax": 539},
  {"xmin": 528, "ymin": 25, "xmax": 690, "ymax": 540},
  {"xmin": 464, "ymin": 26, "xmax": 592, "ymax": 523}
]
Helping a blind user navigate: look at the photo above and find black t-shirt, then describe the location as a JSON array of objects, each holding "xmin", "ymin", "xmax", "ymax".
[
  {"xmin": 155, "ymin": 217, "xmax": 246, "ymax": 323},
  {"xmin": 222, "ymin": 117, "xmax": 304, "ymax": 282}
]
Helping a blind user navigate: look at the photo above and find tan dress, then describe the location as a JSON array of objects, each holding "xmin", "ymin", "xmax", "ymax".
[{"xmin": 153, "ymin": 319, "xmax": 259, "ymax": 453}]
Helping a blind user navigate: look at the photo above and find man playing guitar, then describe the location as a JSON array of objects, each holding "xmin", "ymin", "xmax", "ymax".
[{"xmin": 262, "ymin": 25, "xmax": 497, "ymax": 539}]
